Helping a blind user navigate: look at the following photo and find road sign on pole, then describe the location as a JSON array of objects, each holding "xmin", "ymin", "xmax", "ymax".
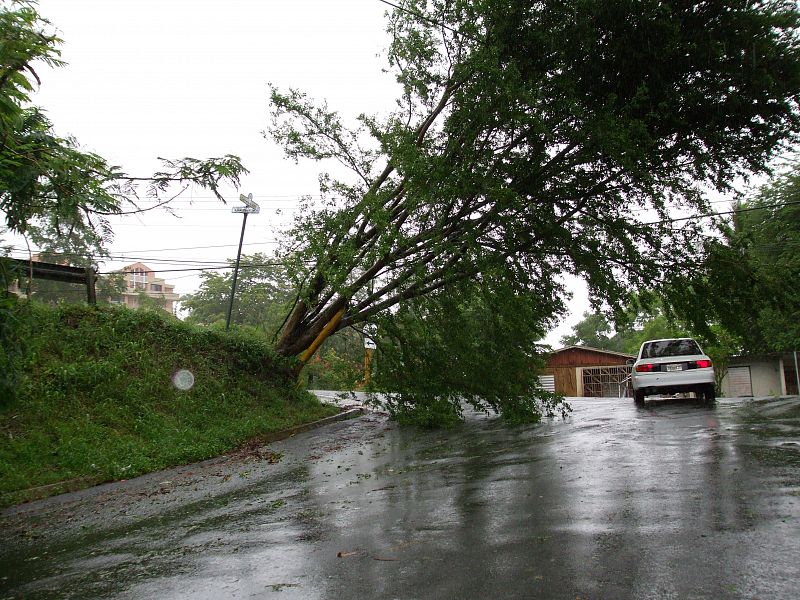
[
  {"xmin": 231, "ymin": 193, "xmax": 260, "ymax": 214},
  {"xmin": 363, "ymin": 323, "xmax": 377, "ymax": 349},
  {"xmin": 226, "ymin": 193, "xmax": 259, "ymax": 330}
]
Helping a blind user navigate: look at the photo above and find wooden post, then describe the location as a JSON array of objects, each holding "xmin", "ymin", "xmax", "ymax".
[
  {"xmin": 85, "ymin": 267, "xmax": 97, "ymax": 305},
  {"xmin": 364, "ymin": 347, "xmax": 374, "ymax": 387}
]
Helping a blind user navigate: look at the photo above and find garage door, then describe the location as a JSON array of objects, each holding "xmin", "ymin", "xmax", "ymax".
[
  {"xmin": 727, "ymin": 366, "xmax": 753, "ymax": 397},
  {"xmin": 581, "ymin": 365, "xmax": 632, "ymax": 397}
]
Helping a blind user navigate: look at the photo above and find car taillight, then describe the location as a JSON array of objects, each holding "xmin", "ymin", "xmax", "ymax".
[
  {"xmin": 696, "ymin": 359, "xmax": 712, "ymax": 368},
  {"xmin": 635, "ymin": 363, "xmax": 655, "ymax": 372}
]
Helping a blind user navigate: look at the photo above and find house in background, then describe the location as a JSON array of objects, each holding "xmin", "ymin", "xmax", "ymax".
[
  {"xmin": 119, "ymin": 262, "xmax": 179, "ymax": 314},
  {"xmin": 542, "ymin": 346, "xmax": 635, "ymax": 397},
  {"xmin": 721, "ymin": 352, "xmax": 799, "ymax": 397}
]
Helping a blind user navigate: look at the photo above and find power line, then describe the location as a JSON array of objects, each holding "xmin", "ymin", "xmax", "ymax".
[
  {"xmin": 29, "ymin": 241, "xmax": 277, "ymax": 255},
  {"xmin": 104, "ymin": 256, "xmax": 231, "ymax": 266},
  {"xmin": 645, "ymin": 198, "xmax": 800, "ymax": 226},
  {"xmin": 8, "ymin": 199, "xmax": 797, "ymax": 273},
  {"xmin": 165, "ymin": 194, "xmax": 319, "ymax": 201},
  {"xmin": 377, "ymin": 0, "xmax": 482, "ymax": 43},
  {"xmin": 95, "ymin": 262, "xmax": 288, "ymax": 276}
]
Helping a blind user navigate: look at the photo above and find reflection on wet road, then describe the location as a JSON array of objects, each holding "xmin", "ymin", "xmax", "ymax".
[{"xmin": 1, "ymin": 397, "xmax": 799, "ymax": 599}]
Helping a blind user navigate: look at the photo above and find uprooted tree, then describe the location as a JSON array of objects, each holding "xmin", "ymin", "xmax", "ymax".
[{"xmin": 266, "ymin": 0, "xmax": 800, "ymax": 421}]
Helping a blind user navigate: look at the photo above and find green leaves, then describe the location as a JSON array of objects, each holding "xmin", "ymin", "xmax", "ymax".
[
  {"xmin": 373, "ymin": 275, "xmax": 568, "ymax": 425},
  {"xmin": 692, "ymin": 166, "xmax": 800, "ymax": 353},
  {"xmin": 181, "ymin": 253, "xmax": 295, "ymax": 339},
  {"xmin": 267, "ymin": 1, "xmax": 800, "ymax": 422},
  {"xmin": 0, "ymin": 300, "xmax": 336, "ymax": 505}
]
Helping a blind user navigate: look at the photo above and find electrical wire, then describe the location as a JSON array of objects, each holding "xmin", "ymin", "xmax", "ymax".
[
  {"xmin": 95, "ymin": 262, "xmax": 287, "ymax": 275},
  {"xmin": 376, "ymin": 0, "xmax": 481, "ymax": 42},
  {"xmin": 645, "ymin": 199, "xmax": 800, "ymax": 226},
  {"xmin": 7, "ymin": 199, "xmax": 798, "ymax": 278}
]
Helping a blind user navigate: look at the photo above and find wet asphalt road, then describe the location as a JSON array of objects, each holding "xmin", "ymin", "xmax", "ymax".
[{"xmin": 1, "ymin": 396, "xmax": 799, "ymax": 600}]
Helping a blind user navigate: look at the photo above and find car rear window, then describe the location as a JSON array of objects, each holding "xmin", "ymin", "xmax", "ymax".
[{"xmin": 641, "ymin": 339, "xmax": 702, "ymax": 359}]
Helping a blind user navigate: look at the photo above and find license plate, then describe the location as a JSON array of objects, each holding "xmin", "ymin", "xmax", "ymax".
[{"xmin": 666, "ymin": 364, "xmax": 684, "ymax": 372}]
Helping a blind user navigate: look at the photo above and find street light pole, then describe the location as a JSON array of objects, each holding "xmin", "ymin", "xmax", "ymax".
[{"xmin": 225, "ymin": 193, "xmax": 260, "ymax": 331}]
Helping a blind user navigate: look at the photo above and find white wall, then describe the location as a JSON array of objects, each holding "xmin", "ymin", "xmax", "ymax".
[{"xmin": 721, "ymin": 358, "xmax": 785, "ymax": 397}]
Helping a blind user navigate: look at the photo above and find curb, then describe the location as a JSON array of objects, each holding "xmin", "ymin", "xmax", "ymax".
[
  {"xmin": 1, "ymin": 407, "xmax": 367, "ymax": 513},
  {"xmin": 258, "ymin": 407, "xmax": 366, "ymax": 442}
]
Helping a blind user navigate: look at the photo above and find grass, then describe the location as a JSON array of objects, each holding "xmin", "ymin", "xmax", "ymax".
[{"xmin": 0, "ymin": 300, "xmax": 339, "ymax": 507}]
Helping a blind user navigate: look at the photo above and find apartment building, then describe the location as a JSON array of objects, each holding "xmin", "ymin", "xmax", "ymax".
[{"xmin": 119, "ymin": 262, "xmax": 179, "ymax": 313}]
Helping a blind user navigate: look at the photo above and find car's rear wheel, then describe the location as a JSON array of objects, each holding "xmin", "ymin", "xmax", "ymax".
[
  {"xmin": 702, "ymin": 384, "xmax": 716, "ymax": 404},
  {"xmin": 634, "ymin": 390, "xmax": 646, "ymax": 405}
]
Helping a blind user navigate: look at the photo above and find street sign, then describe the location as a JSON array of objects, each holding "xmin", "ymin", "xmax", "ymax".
[{"xmin": 231, "ymin": 193, "xmax": 260, "ymax": 214}]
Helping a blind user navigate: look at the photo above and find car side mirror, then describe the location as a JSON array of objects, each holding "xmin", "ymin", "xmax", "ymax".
[{"xmin": 626, "ymin": 359, "xmax": 634, "ymax": 366}]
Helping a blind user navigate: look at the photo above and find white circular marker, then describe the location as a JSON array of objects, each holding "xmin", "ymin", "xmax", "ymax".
[{"xmin": 172, "ymin": 369, "xmax": 195, "ymax": 391}]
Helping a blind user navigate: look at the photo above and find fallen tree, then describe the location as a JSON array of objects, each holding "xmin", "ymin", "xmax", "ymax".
[{"xmin": 267, "ymin": 0, "xmax": 800, "ymax": 421}]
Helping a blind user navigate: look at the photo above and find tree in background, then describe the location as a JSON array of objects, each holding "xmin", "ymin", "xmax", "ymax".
[
  {"xmin": 565, "ymin": 163, "xmax": 800, "ymax": 390},
  {"xmin": 181, "ymin": 254, "xmax": 295, "ymax": 335},
  {"xmin": 560, "ymin": 312, "xmax": 619, "ymax": 352},
  {"xmin": 0, "ymin": 2, "xmax": 247, "ymax": 259},
  {"xmin": 560, "ymin": 301, "xmax": 739, "ymax": 390},
  {"xmin": 0, "ymin": 1, "xmax": 245, "ymax": 405},
  {"xmin": 267, "ymin": 0, "xmax": 800, "ymax": 422},
  {"xmin": 677, "ymin": 165, "xmax": 800, "ymax": 354},
  {"xmin": 560, "ymin": 298, "xmax": 689, "ymax": 356}
]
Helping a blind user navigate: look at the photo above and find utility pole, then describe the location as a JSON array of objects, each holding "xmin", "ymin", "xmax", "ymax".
[{"xmin": 226, "ymin": 193, "xmax": 259, "ymax": 331}]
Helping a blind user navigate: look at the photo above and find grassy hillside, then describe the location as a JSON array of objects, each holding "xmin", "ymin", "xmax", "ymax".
[{"xmin": 0, "ymin": 300, "xmax": 339, "ymax": 507}]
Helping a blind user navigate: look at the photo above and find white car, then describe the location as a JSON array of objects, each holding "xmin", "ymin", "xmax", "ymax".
[{"xmin": 631, "ymin": 338, "xmax": 716, "ymax": 405}]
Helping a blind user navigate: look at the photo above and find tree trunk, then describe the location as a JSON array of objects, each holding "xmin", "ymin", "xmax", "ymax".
[{"xmin": 275, "ymin": 297, "xmax": 348, "ymax": 358}]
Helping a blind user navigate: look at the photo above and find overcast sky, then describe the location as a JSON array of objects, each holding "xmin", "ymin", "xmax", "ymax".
[{"xmin": 7, "ymin": 0, "xmax": 590, "ymax": 345}]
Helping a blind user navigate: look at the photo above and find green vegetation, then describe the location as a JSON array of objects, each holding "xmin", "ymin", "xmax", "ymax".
[
  {"xmin": 374, "ymin": 277, "xmax": 567, "ymax": 426},
  {"xmin": 181, "ymin": 254, "xmax": 294, "ymax": 335},
  {"xmin": 561, "ymin": 300, "xmax": 691, "ymax": 357},
  {"xmin": 0, "ymin": 299, "xmax": 339, "ymax": 508},
  {"xmin": 5, "ymin": 0, "xmax": 800, "ymax": 429},
  {"xmin": 561, "ymin": 164, "xmax": 800, "ymax": 391},
  {"xmin": 180, "ymin": 255, "xmax": 367, "ymax": 390},
  {"xmin": 560, "ymin": 301, "xmax": 739, "ymax": 392},
  {"xmin": 685, "ymin": 166, "xmax": 800, "ymax": 354},
  {"xmin": 266, "ymin": 0, "xmax": 800, "ymax": 423}
]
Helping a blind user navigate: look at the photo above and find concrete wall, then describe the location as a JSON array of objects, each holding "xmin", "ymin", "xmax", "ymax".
[{"xmin": 721, "ymin": 357, "xmax": 785, "ymax": 397}]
